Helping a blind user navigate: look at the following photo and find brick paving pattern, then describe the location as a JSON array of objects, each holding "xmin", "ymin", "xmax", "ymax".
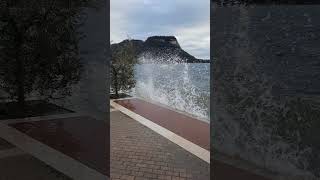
[
  {"xmin": 111, "ymin": 111, "xmax": 210, "ymax": 180},
  {"xmin": 115, "ymin": 98, "xmax": 209, "ymax": 150}
]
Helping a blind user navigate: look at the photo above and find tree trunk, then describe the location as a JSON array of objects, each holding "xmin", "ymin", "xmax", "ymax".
[
  {"xmin": 111, "ymin": 65, "xmax": 119, "ymax": 98},
  {"xmin": 17, "ymin": 58, "xmax": 25, "ymax": 114},
  {"xmin": 15, "ymin": 29, "xmax": 26, "ymax": 115},
  {"xmin": 114, "ymin": 72, "xmax": 119, "ymax": 98},
  {"xmin": 16, "ymin": 51, "xmax": 26, "ymax": 116}
]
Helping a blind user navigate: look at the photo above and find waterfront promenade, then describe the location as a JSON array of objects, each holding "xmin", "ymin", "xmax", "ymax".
[{"xmin": 0, "ymin": 97, "xmax": 279, "ymax": 180}]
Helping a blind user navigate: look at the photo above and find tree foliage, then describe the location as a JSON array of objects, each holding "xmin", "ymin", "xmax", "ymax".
[
  {"xmin": 0, "ymin": 0, "xmax": 94, "ymax": 109},
  {"xmin": 110, "ymin": 40, "xmax": 138, "ymax": 98}
]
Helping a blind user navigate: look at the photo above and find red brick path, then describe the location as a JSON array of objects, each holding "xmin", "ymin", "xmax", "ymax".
[
  {"xmin": 10, "ymin": 116, "xmax": 109, "ymax": 176},
  {"xmin": 114, "ymin": 99, "xmax": 272, "ymax": 180},
  {"xmin": 115, "ymin": 98, "xmax": 210, "ymax": 150}
]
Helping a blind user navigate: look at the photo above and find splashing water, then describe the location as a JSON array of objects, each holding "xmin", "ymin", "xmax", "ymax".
[{"xmin": 131, "ymin": 62, "xmax": 210, "ymax": 121}]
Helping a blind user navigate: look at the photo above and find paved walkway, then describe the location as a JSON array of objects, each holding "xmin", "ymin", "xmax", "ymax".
[
  {"xmin": 112, "ymin": 98, "xmax": 276, "ymax": 180},
  {"xmin": 9, "ymin": 116, "xmax": 109, "ymax": 176},
  {"xmin": 0, "ymin": 97, "xmax": 278, "ymax": 180},
  {"xmin": 0, "ymin": 137, "xmax": 71, "ymax": 180},
  {"xmin": 110, "ymin": 110, "xmax": 210, "ymax": 180},
  {"xmin": 0, "ymin": 113, "xmax": 109, "ymax": 180},
  {"xmin": 115, "ymin": 99, "xmax": 209, "ymax": 150},
  {"xmin": 212, "ymin": 160, "xmax": 271, "ymax": 180}
]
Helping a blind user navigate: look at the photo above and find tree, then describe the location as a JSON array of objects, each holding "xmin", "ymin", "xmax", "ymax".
[
  {"xmin": 0, "ymin": 0, "xmax": 94, "ymax": 113},
  {"xmin": 110, "ymin": 40, "xmax": 138, "ymax": 98}
]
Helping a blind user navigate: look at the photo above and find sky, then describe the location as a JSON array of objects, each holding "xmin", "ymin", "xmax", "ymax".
[{"xmin": 111, "ymin": 0, "xmax": 210, "ymax": 59}]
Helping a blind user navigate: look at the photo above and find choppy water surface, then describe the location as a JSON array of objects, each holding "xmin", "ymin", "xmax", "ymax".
[{"xmin": 131, "ymin": 63, "xmax": 210, "ymax": 121}]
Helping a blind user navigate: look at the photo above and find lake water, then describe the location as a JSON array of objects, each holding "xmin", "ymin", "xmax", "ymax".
[{"xmin": 131, "ymin": 63, "xmax": 210, "ymax": 121}]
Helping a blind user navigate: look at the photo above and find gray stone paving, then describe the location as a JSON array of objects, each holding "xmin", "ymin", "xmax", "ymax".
[
  {"xmin": 111, "ymin": 111, "xmax": 210, "ymax": 180},
  {"xmin": 0, "ymin": 138, "xmax": 71, "ymax": 180}
]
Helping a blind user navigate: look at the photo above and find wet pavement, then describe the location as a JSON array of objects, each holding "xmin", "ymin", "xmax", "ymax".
[
  {"xmin": 114, "ymin": 98, "xmax": 274, "ymax": 180},
  {"xmin": 114, "ymin": 98, "xmax": 210, "ymax": 150},
  {"xmin": 111, "ymin": 110, "xmax": 210, "ymax": 180},
  {"xmin": 213, "ymin": 160, "xmax": 271, "ymax": 180},
  {"xmin": 0, "ymin": 137, "xmax": 14, "ymax": 150},
  {"xmin": 0, "ymin": 137, "xmax": 70, "ymax": 179},
  {"xmin": 0, "ymin": 154, "xmax": 72, "ymax": 180},
  {"xmin": 9, "ymin": 116, "xmax": 109, "ymax": 176},
  {"xmin": 0, "ymin": 99, "xmax": 274, "ymax": 180}
]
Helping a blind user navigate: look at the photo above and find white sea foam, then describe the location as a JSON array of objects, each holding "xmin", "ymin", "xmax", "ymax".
[{"xmin": 131, "ymin": 57, "xmax": 210, "ymax": 121}]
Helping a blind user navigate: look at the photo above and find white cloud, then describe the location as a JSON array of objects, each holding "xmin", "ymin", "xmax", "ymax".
[
  {"xmin": 175, "ymin": 22, "xmax": 210, "ymax": 59},
  {"xmin": 111, "ymin": 0, "xmax": 210, "ymax": 59}
]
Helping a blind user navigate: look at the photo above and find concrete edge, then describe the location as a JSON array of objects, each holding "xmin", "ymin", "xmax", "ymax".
[
  {"xmin": 111, "ymin": 101, "xmax": 210, "ymax": 164},
  {"xmin": 0, "ymin": 122, "xmax": 108, "ymax": 180},
  {"xmin": 0, "ymin": 113, "xmax": 86, "ymax": 125}
]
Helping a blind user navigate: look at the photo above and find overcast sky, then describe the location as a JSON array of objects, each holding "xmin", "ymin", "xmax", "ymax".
[{"xmin": 111, "ymin": 0, "xmax": 210, "ymax": 59}]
